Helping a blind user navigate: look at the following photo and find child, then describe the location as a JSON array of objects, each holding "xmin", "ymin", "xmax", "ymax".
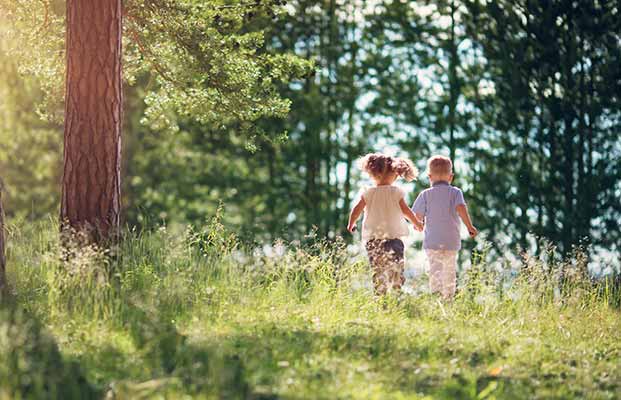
[
  {"xmin": 347, "ymin": 153, "xmax": 423, "ymax": 295},
  {"xmin": 411, "ymin": 155, "xmax": 477, "ymax": 299}
]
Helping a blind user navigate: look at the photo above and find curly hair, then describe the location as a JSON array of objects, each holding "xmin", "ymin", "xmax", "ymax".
[{"xmin": 360, "ymin": 153, "xmax": 418, "ymax": 182}]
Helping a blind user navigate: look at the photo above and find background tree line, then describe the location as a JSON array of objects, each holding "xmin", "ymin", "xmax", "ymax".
[{"xmin": 1, "ymin": 0, "xmax": 620, "ymax": 262}]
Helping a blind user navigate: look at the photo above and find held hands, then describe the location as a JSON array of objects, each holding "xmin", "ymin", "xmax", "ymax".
[
  {"xmin": 347, "ymin": 223, "xmax": 357, "ymax": 233},
  {"xmin": 468, "ymin": 226, "xmax": 478, "ymax": 238},
  {"xmin": 414, "ymin": 221, "xmax": 424, "ymax": 232}
]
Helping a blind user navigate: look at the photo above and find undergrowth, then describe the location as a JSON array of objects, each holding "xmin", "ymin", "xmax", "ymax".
[{"xmin": 2, "ymin": 218, "xmax": 620, "ymax": 399}]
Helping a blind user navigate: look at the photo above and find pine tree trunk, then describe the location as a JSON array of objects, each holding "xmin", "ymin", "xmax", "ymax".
[
  {"xmin": 343, "ymin": 28, "xmax": 359, "ymax": 237},
  {"xmin": 577, "ymin": 38, "xmax": 587, "ymax": 244},
  {"xmin": 561, "ymin": 14, "xmax": 576, "ymax": 255},
  {"xmin": 0, "ymin": 186, "xmax": 6, "ymax": 294},
  {"xmin": 343, "ymin": 102, "xmax": 355, "ymax": 236},
  {"xmin": 327, "ymin": 0, "xmax": 340, "ymax": 236},
  {"xmin": 448, "ymin": 0, "xmax": 458, "ymax": 163},
  {"xmin": 60, "ymin": 0, "xmax": 123, "ymax": 242},
  {"xmin": 266, "ymin": 143, "xmax": 277, "ymax": 239},
  {"xmin": 0, "ymin": 185, "xmax": 7, "ymax": 293}
]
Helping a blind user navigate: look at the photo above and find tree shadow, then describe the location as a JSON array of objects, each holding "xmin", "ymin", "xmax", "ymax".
[
  {"xmin": 192, "ymin": 323, "xmax": 550, "ymax": 399},
  {"xmin": 0, "ymin": 297, "xmax": 99, "ymax": 399},
  {"xmin": 91, "ymin": 300, "xmax": 293, "ymax": 399},
  {"xmin": 191, "ymin": 322, "xmax": 457, "ymax": 397}
]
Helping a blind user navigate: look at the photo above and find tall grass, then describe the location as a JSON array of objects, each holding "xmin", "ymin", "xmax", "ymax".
[{"xmin": 2, "ymin": 217, "xmax": 620, "ymax": 399}]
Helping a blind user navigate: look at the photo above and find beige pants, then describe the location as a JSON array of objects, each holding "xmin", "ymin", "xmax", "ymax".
[{"xmin": 425, "ymin": 249, "xmax": 458, "ymax": 299}]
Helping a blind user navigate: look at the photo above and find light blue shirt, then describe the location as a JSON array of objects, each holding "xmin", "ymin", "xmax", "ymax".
[{"xmin": 411, "ymin": 181, "xmax": 466, "ymax": 250}]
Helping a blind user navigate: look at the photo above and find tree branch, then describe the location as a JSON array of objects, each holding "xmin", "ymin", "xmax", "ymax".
[
  {"xmin": 125, "ymin": 15, "xmax": 183, "ymax": 86},
  {"xmin": 34, "ymin": 0, "xmax": 50, "ymax": 36}
]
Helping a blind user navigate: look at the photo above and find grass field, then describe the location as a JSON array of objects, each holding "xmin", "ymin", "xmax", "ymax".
[{"xmin": 2, "ymin": 219, "xmax": 620, "ymax": 399}]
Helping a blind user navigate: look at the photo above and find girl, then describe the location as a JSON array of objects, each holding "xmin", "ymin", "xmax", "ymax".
[{"xmin": 347, "ymin": 153, "xmax": 423, "ymax": 295}]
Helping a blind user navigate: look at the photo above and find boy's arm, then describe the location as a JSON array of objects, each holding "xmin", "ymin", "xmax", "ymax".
[
  {"xmin": 399, "ymin": 199, "xmax": 423, "ymax": 231},
  {"xmin": 456, "ymin": 204, "xmax": 478, "ymax": 238},
  {"xmin": 347, "ymin": 197, "xmax": 366, "ymax": 233}
]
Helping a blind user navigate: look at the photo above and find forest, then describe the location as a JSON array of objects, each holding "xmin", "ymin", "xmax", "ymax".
[
  {"xmin": 2, "ymin": 0, "xmax": 619, "ymax": 256},
  {"xmin": 0, "ymin": 0, "xmax": 620, "ymax": 399}
]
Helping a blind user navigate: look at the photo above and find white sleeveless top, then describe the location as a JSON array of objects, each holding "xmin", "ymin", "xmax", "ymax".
[{"xmin": 361, "ymin": 185, "xmax": 409, "ymax": 242}]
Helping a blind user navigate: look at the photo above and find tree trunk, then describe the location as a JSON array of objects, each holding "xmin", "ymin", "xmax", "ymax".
[
  {"xmin": 519, "ymin": 126, "xmax": 529, "ymax": 250},
  {"xmin": 342, "ymin": 9, "xmax": 358, "ymax": 237},
  {"xmin": 343, "ymin": 95, "xmax": 355, "ymax": 237},
  {"xmin": 0, "ymin": 185, "xmax": 6, "ymax": 293},
  {"xmin": 61, "ymin": 0, "xmax": 123, "ymax": 242},
  {"xmin": 448, "ymin": 0, "xmax": 458, "ymax": 163},
  {"xmin": 327, "ymin": 0, "xmax": 340, "ymax": 236},
  {"xmin": 536, "ymin": 100, "xmax": 545, "ymax": 256},
  {"xmin": 266, "ymin": 143, "xmax": 277, "ymax": 239},
  {"xmin": 576, "ymin": 37, "xmax": 587, "ymax": 245},
  {"xmin": 561, "ymin": 14, "xmax": 576, "ymax": 255}
]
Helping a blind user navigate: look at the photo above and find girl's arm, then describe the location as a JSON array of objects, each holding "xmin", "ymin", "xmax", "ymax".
[
  {"xmin": 399, "ymin": 198, "xmax": 424, "ymax": 231},
  {"xmin": 347, "ymin": 197, "xmax": 366, "ymax": 233}
]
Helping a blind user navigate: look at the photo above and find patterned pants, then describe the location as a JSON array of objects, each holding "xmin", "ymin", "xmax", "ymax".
[
  {"xmin": 365, "ymin": 239, "xmax": 405, "ymax": 295},
  {"xmin": 425, "ymin": 249, "xmax": 458, "ymax": 299}
]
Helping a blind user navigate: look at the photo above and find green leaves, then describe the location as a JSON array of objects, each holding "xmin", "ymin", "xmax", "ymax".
[
  {"xmin": 0, "ymin": 0, "xmax": 65, "ymax": 123},
  {"xmin": 123, "ymin": 0, "xmax": 312, "ymax": 133},
  {"xmin": 1, "ymin": 0, "xmax": 312, "ymax": 133}
]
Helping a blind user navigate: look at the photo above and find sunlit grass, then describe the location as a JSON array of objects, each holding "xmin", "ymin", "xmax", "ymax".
[{"xmin": 2, "ymin": 218, "xmax": 620, "ymax": 399}]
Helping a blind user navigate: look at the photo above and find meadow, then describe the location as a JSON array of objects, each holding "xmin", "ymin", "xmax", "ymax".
[{"xmin": 2, "ymin": 217, "xmax": 620, "ymax": 400}]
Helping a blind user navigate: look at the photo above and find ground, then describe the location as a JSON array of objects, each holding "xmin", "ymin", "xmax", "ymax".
[{"xmin": 2, "ymin": 221, "xmax": 620, "ymax": 399}]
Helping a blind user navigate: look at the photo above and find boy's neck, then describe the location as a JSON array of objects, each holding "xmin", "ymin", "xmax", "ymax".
[{"xmin": 431, "ymin": 180, "xmax": 450, "ymax": 187}]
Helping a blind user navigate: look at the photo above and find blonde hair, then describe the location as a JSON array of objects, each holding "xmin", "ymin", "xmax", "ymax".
[
  {"xmin": 427, "ymin": 155, "xmax": 453, "ymax": 176},
  {"xmin": 360, "ymin": 153, "xmax": 418, "ymax": 182}
]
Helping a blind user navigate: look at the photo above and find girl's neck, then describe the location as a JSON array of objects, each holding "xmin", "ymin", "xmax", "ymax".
[
  {"xmin": 373, "ymin": 171, "xmax": 398, "ymax": 186},
  {"xmin": 375, "ymin": 181, "xmax": 395, "ymax": 186}
]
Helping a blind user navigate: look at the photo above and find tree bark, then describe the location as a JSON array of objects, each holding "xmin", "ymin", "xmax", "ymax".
[
  {"xmin": 61, "ymin": 0, "xmax": 123, "ymax": 242},
  {"xmin": 448, "ymin": 0, "xmax": 458, "ymax": 163},
  {"xmin": 343, "ymin": 24, "xmax": 359, "ymax": 237},
  {"xmin": 0, "ymin": 185, "xmax": 6, "ymax": 293},
  {"xmin": 561, "ymin": 14, "xmax": 576, "ymax": 255},
  {"xmin": 327, "ymin": 0, "xmax": 340, "ymax": 236}
]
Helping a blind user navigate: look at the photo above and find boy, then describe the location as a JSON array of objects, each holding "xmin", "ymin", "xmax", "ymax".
[{"xmin": 411, "ymin": 155, "xmax": 477, "ymax": 299}]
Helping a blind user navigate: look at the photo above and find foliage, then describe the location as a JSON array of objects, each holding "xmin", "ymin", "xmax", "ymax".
[
  {"xmin": 3, "ymin": 221, "xmax": 621, "ymax": 398},
  {"xmin": 0, "ymin": 0, "xmax": 65, "ymax": 123},
  {"xmin": 126, "ymin": 0, "xmax": 375, "ymax": 238},
  {"xmin": 463, "ymin": 0, "xmax": 621, "ymax": 255},
  {"xmin": 0, "ymin": 34, "xmax": 61, "ymax": 219},
  {"xmin": 0, "ymin": 0, "xmax": 313, "ymax": 130},
  {"xmin": 1, "ymin": 0, "xmax": 621, "ymax": 263},
  {"xmin": 121, "ymin": 0, "xmax": 621, "ymax": 264},
  {"xmin": 123, "ymin": 0, "xmax": 313, "ymax": 134}
]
